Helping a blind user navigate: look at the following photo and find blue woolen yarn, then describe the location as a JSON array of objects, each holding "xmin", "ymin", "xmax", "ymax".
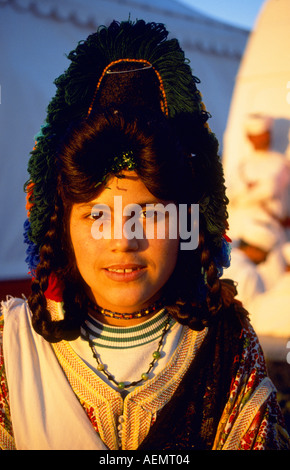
[
  {"xmin": 214, "ymin": 237, "xmax": 232, "ymax": 278},
  {"xmin": 23, "ymin": 218, "xmax": 40, "ymax": 274}
]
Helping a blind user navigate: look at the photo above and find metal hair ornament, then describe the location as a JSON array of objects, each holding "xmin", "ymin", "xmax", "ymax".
[{"xmin": 106, "ymin": 64, "xmax": 153, "ymax": 74}]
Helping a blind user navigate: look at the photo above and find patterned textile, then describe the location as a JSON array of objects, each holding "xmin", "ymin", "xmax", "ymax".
[
  {"xmin": 211, "ymin": 326, "xmax": 289, "ymax": 450},
  {"xmin": 138, "ymin": 304, "xmax": 290, "ymax": 451},
  {"xmin": 0, "ymin": 299, "xmax": 289, "ymax": 450}
]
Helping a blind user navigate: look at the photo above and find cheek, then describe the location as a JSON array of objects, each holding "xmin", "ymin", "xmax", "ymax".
[
  {"xmin": 152, "ymin": 238, "xmax": 180, "ymax": 279},
  {"xmin": 70, "ymin": 223, "xmax": 100, "ymax": 270}
]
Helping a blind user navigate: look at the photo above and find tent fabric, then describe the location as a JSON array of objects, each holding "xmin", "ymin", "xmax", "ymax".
[
  {"xmin": 223, "ymin": 0, "xmax": 290, "ymax": 185},
  {"xmin": 0, "ymin": 0, "xmax": 248, "ymax": 280}
]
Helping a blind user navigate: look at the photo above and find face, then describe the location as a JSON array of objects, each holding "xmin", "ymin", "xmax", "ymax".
[
  {"xmin": 243, "ymin": 244, "xmax": 268, "ymax": 265},
  {"xmin": 248, "ymin": 131, "xmax": 271, "ymax": 150},
  {"xmin": 69, "ymin": 171, "xmax": 180, "ymax": 317}
]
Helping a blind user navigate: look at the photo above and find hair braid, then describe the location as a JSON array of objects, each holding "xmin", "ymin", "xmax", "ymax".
[
  {"xmin": 29, "ymin": 230, "xmax": 57, "ymax": 340},
  {"xmin": 61, "ymin": 281, "xmax": 87, "ymax": 338},
  {"xmin": 28, "ymin": 197, "xmax": 73, "ymax": 342},
  {"xmin": 28, "ymin": 189, "xmax": 91, "ymax": 342},
  {"xmin": 165, "ymin": 222, "xmax": 226, "ymax": 332}
]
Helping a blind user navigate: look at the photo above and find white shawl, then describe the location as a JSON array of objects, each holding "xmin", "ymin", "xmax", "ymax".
[{"xmin": 2, "ymin": 297, "xmax": 107, "ymax": 450}]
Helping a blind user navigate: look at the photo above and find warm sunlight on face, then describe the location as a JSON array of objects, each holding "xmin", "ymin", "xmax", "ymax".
[{"xmin": 69, "ymin": 171, "xmax": 180, "ymax": 314}]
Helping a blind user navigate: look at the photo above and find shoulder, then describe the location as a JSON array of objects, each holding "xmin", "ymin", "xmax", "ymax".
[
  {"xmin": 1, "ymin": 297, "xmax": 32, "ymax": 338},
  {"xmin": 224, "ymin": 288, "xmax": 265, "ymax": 363},
  {"xmin": 1, "ymin": 296, "xmax": 28, "ymax": 317}
]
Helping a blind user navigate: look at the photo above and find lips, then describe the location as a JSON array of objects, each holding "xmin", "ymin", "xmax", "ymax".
[{"xmin": 103, "ymin": 264, "xmax": 146, "ymax": 281}]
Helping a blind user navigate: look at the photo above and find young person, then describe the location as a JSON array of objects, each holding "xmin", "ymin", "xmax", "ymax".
[{"xmin": 1, "ymin": 19, "xmax": 289, "ymax": 451}]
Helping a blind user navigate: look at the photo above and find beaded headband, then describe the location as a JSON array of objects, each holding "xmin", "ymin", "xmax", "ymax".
[{"xmin": 87, "ymin": 59, "xmax": 169, "ymax": 117}]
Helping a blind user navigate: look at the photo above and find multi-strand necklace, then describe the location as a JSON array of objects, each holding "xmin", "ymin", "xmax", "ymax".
[{"xmin": 83, "ymin": 306, "xmax": 172, "ymax": 390}]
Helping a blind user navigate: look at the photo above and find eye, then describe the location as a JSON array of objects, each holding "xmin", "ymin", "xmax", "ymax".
[
  {"xmin": 90, "ymin": 211, "xmax": 112, "ymax": 220},
  {"xmin": 90, "ymin": 204, "xmax": 111, "ymax": 221},
  {"xmin": 90, "ymin": 211, "xmax": 104, "ymax": 220},
  {"xmin": 141, "ymin": 209, "xmax": 155, "ymax": 219},
  {"xmin": 141, "ymin": 208, "xmax": 167, "ymax": 222}
]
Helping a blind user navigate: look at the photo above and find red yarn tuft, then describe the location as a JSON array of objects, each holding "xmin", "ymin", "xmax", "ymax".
[{"xmin": 44, "ymin": 272, "xmax": 63, "ymax": 302}]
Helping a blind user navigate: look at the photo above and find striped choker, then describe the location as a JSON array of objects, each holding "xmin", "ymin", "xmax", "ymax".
[
  {"xmin": 87, "ymin": 299, "xmax": 164, "ymax": 320},
  {"xmin": 81, "ymin": 308, "xmax": 172, "ymax": 349}
]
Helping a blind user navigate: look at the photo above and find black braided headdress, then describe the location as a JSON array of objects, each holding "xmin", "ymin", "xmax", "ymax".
[{"xmin": 24, "ymin": 19, "xmax": 230, "ymax": 277}]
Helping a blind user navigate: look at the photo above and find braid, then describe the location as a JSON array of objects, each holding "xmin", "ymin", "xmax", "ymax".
[
  {"xmin": 28, "ymin": 197, "xmax": 80, "ymax": 342},
  {"xmin": 165, "ymin": 222, "xmax": 227, "ymax": 332},
  {"xmin": 28, "ymin": 207, "xmax": 60, "ymax": 341},
  {"xmin": 201, "ymin": 241, "xmax": 223, "ymax": 318},
  {"xmin": 60, "ymin": 278, "xmax": 88, "ymax": 341}
]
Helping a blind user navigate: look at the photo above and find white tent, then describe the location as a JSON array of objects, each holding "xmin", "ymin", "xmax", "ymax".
[
  {"xmin": 0, "ymin": 0, "xmax": 248, "ymax": 280},
  {"xmin": 223, "ymin": 0, "xmax": 290, "ymax": 185}
]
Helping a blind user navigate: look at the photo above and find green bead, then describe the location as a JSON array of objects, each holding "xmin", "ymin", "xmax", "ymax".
[
  {"xmin": 118, "ymin": 382, "xmax": 125, "ymax": 390},
  {"xmin": 141, "ymin": 373, "xmax": 149, "ymax": 381},
  {"xmin": 152, "ymin": 351, "xmax": 161, "ymax": 360},
  {"xmin": 97, "ymin": 363, "xmax": 105, "ymax": 371}
]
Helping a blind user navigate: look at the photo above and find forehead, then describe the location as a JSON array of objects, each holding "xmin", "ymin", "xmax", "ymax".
[
  {"xmin": 94, "ymin": 171, "xmax": 159, "ymax": 205},
  {"xmin": 73, "ymin": 171, "xmax": 163, "ymax": 213}
]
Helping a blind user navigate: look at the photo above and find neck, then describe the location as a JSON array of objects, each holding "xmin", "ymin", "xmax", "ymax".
[
  {"xmin": 87, "ymin": 298, "xmax": 165, "ymax": 327},
  {"xmin": 89, "ymin": 310, "xmax": 161, "ymax": 327}
]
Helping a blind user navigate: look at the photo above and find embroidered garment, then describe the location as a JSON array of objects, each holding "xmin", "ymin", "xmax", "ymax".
[
  {"xmin": 77, "ymin": 308, "xmax": 181, "ymax": 393},
  {"xmin": 49, "ymin": 299, "xmax": 204, "ymax": 449},
  {"xmin": 0, "ymin": 298, "xmax": 289, "ymax": 450}
]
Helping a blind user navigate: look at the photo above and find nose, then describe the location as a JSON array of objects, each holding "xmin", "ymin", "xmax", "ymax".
[{"xmin": 110, "ymin": 215, "xmax": 140, "ymax": 252}]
